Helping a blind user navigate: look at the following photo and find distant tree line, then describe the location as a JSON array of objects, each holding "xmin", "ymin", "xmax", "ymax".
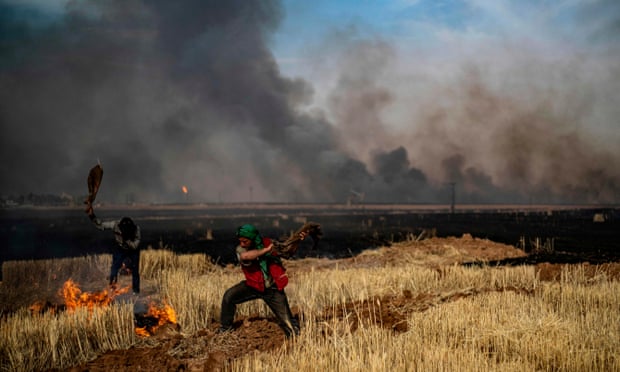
[{"xmin": 1, "ymin": 193, "xmax": 76, "ymax": 207}]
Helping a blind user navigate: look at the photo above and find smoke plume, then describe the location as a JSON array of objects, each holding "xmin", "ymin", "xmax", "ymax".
[{"xmin": 1, "ymin": 0, "xmax": 618, "ymax": 204}]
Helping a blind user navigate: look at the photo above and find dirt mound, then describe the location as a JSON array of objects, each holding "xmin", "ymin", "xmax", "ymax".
[
  {"xmin": 63, "ymin": 344, "xmax": 185, "ymax": 372},
  {"xmin": 286, "ymin": 233, "xmax": 528, "ymax": 272}
]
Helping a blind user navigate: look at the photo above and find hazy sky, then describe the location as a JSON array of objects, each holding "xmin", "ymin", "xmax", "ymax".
[{"xmin": 1, "ymin": 0, "xmax": 618, "ymax": 204}]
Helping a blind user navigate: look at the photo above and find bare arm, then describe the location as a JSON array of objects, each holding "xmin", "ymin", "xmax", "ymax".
[
  {"xmin": 88, "ymin": 212, "xmax": 115, "ymax": 231},
  {"xmin": 239, "ymin": 243, "xmax": 273, "ymax": 261},
  {"xmin": 86, "ymin": 202, "xmax": 114, "ymax": 231}
]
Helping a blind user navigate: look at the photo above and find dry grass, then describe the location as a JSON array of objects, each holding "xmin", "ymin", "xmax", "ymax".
[
  {"xmin": 1, "ymin": 248, "xmax": 619, "ymax": 371},
  {"xmin": 234, "ymin": 264, "xmax": 618, "ymax": 371},
  {"xmin": 1, "ymin": 303, "xmax": 135, "ymax": 371}
]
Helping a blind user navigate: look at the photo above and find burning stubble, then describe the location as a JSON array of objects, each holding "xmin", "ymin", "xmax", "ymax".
[{"xmin": 55, "ymin": 279, "xmax": 177, "ymax": 337}]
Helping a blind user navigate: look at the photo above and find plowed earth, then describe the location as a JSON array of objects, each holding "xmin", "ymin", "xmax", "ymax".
[{"xmin": 50, "ymin": 235, "xmax": 620, "ymax": 371}]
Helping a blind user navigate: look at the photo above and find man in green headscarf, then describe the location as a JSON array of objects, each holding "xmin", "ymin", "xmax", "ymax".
[{"xmin": 219, "ymin": 224, "xmax": 303, "ymax": 338}]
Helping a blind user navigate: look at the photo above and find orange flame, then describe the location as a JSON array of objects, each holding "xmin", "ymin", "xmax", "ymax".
[
  {"xmin": 29, "ymin": 300, "xmax": 62, "ymax": 315},
  {"xmin": 135, "ymin": 327, "xmax": 151, "ymax": 337},
  {"xmin": 61, "ymin": 279, "xmax": 129, "ymax": 312},
  {"xmin": 181, "ymin": 186, "xmax": 188, "ymax": 194},
  {"xmin": 57, "ymin": 280, "xmax": 177, "ymax": 337},
  {"xmin": 135, "ymin": 301, "xmax": 177, "ymax": 337}
]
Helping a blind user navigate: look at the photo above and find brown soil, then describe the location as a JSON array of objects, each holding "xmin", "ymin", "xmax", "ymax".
[{"xmin": 45, "ymin": 235, "xmax": 620, "ymax": 371}]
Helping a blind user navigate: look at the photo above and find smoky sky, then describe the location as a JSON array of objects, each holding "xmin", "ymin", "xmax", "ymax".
[{"xmin": 1, "ymin": 0, "xmax": 618, "ymax": 205}]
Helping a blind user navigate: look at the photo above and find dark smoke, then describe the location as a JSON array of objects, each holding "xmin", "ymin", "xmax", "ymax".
[
  {"xmin": 1, "ymin": 0, "xmax": 618, "ymax": 204},
  {"xmin": 309, "ymin": 18, "xmax": 620, "ymax": 205}
]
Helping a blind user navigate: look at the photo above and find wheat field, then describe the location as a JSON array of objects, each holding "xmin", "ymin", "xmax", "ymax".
[{"xmin": 1, "ymin": 246, "xmax": 619, "ymax": 371}]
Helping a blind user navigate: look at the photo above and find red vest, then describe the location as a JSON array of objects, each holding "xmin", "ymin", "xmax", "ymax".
[{"xmin": 241, "ymin": 237, "xmax": 289, "ymax": 292}]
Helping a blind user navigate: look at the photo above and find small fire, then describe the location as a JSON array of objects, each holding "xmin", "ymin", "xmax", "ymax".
[
  {"xmin": 135, "ymin": 301, "xmax": 177, "ymax": 337},
  {"xmin": 52, "ymin": 280, "xmax": 177, "ymax": 337},
  {"xmin": 29, "ymin": 300, "xmax": 64, "ymax": 315},
  {"xmin": 61, "ymin": 279, "xmax": 129, "ymax": 312},
  {"xmin": 181, "ymin": 186, "xmax": 188, "ymax": 194},
  {"xmin": 135, "ymin": 327, "xmax": 151, "ymax": 338}
]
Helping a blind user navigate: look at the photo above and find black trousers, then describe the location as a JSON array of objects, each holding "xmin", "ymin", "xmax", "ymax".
[
  {"xmin": 220, "ymin": 281, "xmax": 300, "ymax": 337},
  {"xmin": 110, "ymin": 247, "xmax": 140, "ymax": 293}
]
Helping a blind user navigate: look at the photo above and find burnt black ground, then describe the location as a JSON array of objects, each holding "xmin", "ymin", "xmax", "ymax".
[{"xmin": 1, "ymin": 205, "xmax": 618, "ymax": 280}]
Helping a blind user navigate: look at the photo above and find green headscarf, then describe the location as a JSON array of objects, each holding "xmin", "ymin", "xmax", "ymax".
[
  {"xmin": 236, "ymin": 224, "xmax": 264, "ymax": 249},
  {"xmin": 237, "ymin": 224, "xmax": 269, "ymax": 280}
]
